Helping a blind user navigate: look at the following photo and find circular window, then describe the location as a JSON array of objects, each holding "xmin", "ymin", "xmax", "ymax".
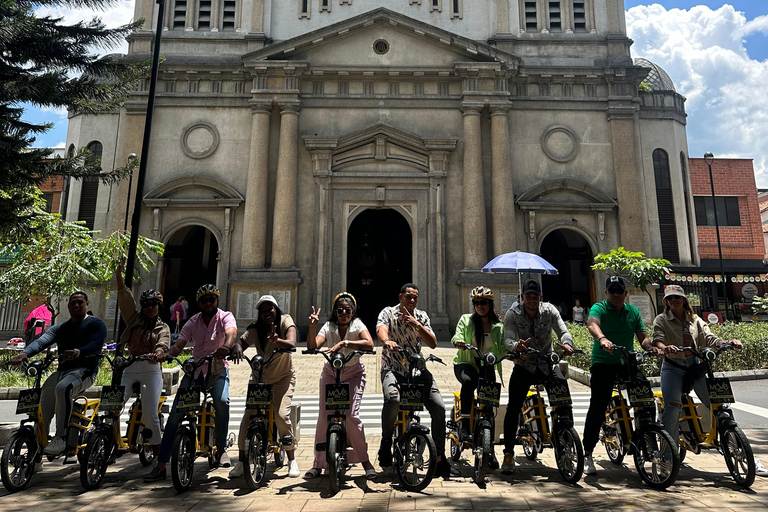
[
  {"xmin": 373, "ymin": 39, "xmax": 390, "ymax": 55},
  {"xmin": 541, "ymin": 125, "xmax": 580, "ymax": 163},
  {"xmin": 181, "ymin": 121, "xmax": 219, "ymax": 159}
]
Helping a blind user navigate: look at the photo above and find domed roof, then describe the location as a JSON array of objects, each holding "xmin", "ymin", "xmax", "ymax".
[{"xmin": 634, "ymin": 58, "xmax": 676, "ymax": 92}]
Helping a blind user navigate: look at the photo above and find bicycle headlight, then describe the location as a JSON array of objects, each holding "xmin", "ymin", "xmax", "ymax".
[
  {"xmin": 183, "ymin": 359, "xmax": 196, "ymax": 375},
  {"xmin": 412, "ymin": 354, "xmax": 426, "ymax": 371},
  {"xmin": 702, "ymin": 348, "xmax": 717, "ymax": 362},
  {"xmin": 331, "ymin": 354, "xmax": 345, "ymax": 370},
  {"xmin": 250, "ymin": 355, "xmax": 264, "ymax": 372},
  {"xmin": 484, "ymin": 353, "xmax": 497, "ymax": 366},
  {"xmin": 634, "ymin": 352, "xmax": 644, "ymax": 364},
  {"xmin": 548, "ymin": 352, "xmax": 560, "ymax": 365},
  {"xmin": 26, "ymin": 365, "xmax": 38, "ymax": 378},
  {"xmin": 114, "ymin": 356, "xmax": 127, "ymax": 368}
]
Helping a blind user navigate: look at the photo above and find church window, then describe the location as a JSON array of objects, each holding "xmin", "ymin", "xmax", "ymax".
[
  {"xmin": 221, "ymin": 0, "xmax": 237, "ymax": 31},
  {"xmin": 320, "ymin": 0, "xmax": 330, "ymax": 12},
  {"xmin": 196, "ymin": 0, "xmax": 212, "ymax": 30},
  {"xmin": 548, "ymin": 1, "xmax": 562, "ymax": 33},
  {"xmin": 680, "ymin": 152, "xmax": 696, "ymax": 259},
  {"xmin": 172, "ymin": 0, "xmax": 187, "ymax": 30},
  {"xmin": 572, "ymin": 1, "xmax": 587, "ymax": 32},
  {"xmin": 373, "ymin": 39, "xmax": 389, "ymax": 55},
  {"xmin": 78, "ymin": 141, "xmax": 103, "ymax": 231},
  {"xmin": 524, "ymin": 1, "xmax": 538, "ymax": 32},
  {"xmin": 299, "ymin": 0, "xmax": 310, "ymax": 19},
  {"xmin": 653, "ymin": 148, "xmax": 680, "ymax": 263},
  {"xmin": 430, "ymin": 0, "xmax": 442, "ymax": 13},
  {"xmin": 450, "ymin": 0, "xmax": 462, "ymax": 19}
]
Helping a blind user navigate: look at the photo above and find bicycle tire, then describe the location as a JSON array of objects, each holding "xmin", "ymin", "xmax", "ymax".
[
  {"xmin": 243, "ymin": 426, "xmax": 267, "ymax": 490},
  {"xmin": 138, "ymin": 431, "xmax": 155, "ymax": 467},
  {"xmin": 80, "ymin": 432, "xmax": 111, "ymax": 491},
  {"xmin": 473, "ymin": 427, "xmax": 492, "ymax": 485},
  {"xmin": 553, "ymin": 427, "xmax": 584, "ymax": 484},
  {"xmin": 601, "ymin": 424, "xmax": 625, "ymax": 465},
  {"xmin": 394, "ymin": 430, "xmax": 437, "ymax": 492},
  {"xmin": 1, "ymin": 430, "xmax": 37, "ymax": 493},
  {"xmin": 171, "ymin": 432, "xmax": 196, "ymax": 493},
  {"xmin": 518, "ymin": 412, "xmax": 539, "ymax": 461},
  {"xmin": 632, "ymin": 425, "xmax": 680, "ymax": 490},
  {"xmin": 328, "ymin": 431, "xmax": 346, "ymax": 494},
  {"xmin": 721, "ymin": 426, "xmax": 755, "ymax": 488}
]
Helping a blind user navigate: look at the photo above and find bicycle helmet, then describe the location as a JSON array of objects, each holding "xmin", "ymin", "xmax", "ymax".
[
  {"xmin": 470, "ymin": 286, "xmax": 495, "ymax": 302},
  {"xmin": 196, "ymin": 284, "xmax": 220, "ymax": 301},
  {"xmin": 332, "ymin": 291, "xmax": 357, "ymax": 310},
  {"xmin": 139, "ymin": 289, "xmax": 163, "ymax": 305}
]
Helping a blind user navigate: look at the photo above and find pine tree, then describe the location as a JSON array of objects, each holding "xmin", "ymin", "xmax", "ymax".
[{"xmin": 0, "ymin": 0, "xmax": 148, "ymax": 239}]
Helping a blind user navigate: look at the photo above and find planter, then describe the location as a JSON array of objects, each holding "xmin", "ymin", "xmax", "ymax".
[{"xmin": 162, "ymin": 366, "xmax": 182, "ymax": 396}]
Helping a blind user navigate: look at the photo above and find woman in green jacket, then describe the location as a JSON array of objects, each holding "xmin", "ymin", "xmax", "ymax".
[{"xmin": 451, "ymin": 286, "xmax": 506, "ymax": 445}]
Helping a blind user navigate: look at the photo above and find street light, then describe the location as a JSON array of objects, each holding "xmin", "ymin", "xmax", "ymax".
[
  {"xmin": 704, "ymin": 151, "xmax": 728, "ymax": 320},
  {"xmin": 113, "ymin": 153, "xmax": 137, "ymax": 342}
]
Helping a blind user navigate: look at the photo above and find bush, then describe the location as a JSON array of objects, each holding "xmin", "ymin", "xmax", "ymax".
[{"xmin": 565, "ymin": 321, "xmax": 768, "ymax": 376}]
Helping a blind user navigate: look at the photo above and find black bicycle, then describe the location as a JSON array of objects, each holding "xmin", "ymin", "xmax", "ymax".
[
  {"xmin": 303, "ymin": 348, "xmax": 375, "ymax": 493},
  {"xmin": 600, "ymin": 345, "xmax": 680, "ymax": 489}
]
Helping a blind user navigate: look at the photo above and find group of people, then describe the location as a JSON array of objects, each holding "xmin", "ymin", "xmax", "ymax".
[{"xmin": 11, "ymin": 265, "xmax": 760, "ymax": 484}]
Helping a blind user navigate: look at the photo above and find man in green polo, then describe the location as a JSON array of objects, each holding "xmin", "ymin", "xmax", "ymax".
[{"xmin": 581, "ymin": 276, "xmax": 648, "ymax": 476}]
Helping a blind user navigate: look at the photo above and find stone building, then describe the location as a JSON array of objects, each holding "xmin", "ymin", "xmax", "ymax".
[{"xmin": 62, "ymin": 0, "xmax": 697, "ymax": 336}]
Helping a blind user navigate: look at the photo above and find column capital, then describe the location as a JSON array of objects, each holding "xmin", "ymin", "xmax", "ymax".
[
  {"xmin": 460, "ymin": 101, "xmax": 484, "ymax": 116},
  {"xmin": 278, "ymin": 99, "xmax": 302, "ymax": 114},
  {"xmin": 249, "ymin": 98, "xmax": 273, "ymax": 114},
  {"xmin": 489, "ymin": 102, "xmax": 512, "ymax": 116}
]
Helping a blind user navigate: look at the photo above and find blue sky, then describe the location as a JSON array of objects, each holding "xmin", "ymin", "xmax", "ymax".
[{"xmin": 26, "ymin": 1, "xmax": 768, "ymax": 185}]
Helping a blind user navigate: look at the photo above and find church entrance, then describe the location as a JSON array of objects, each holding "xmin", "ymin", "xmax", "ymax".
[
  {"xmin": 346, "ymin": 208, "xmax": 413, "ymax": 333},
  {"xmin": 540, "ymin": 229, "xmax": 594, "ymax": 321},
  {"xmin": 162, "ymin": 225, "xmax": 219, "ymax": 318}
]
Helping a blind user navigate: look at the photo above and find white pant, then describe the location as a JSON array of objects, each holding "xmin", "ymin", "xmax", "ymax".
[
  {"xmin": 40, "ymin": 368, "xmax": 95, "ymax": 437},
  {"xmin": 120, "ymin": 361, "xmax": 164, "ymax": 444}
]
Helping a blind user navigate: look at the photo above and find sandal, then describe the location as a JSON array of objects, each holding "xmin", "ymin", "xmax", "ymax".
[
  {"xmin": 304, "ymin": 468, "xmax": 321, "ymax": 479},
  {"xmin": 365, "ymin": 468, "xmax": 377, "ymax": 480}
]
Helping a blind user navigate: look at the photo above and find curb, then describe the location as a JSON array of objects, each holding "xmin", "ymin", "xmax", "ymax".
[{"xmin": 567, "ymin": 366, "xmax": 768, "ymax": 388}]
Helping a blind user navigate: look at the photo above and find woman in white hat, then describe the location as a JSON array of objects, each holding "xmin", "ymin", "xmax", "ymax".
[
  {"xmin": 230, "ymin": 295, "xmax": 300, "ymax": 478},
  {"xmin": 646, "ymin": 285, "xmax": 742, "ymax": 449}
]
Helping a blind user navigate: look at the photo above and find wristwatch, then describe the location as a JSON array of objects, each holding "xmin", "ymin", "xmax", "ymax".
[{"xmin": 343, "ymin": 340, "xmax": 349, "ymax": 348}]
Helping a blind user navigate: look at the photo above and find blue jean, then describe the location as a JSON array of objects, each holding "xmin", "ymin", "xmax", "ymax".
[
  {"xmin": 660, "ymin": 357, "xmax": 710, "ymax": 449},
  {"xmin": 158, "ymin": 367, "xmax": 230, "ymax": 463}
]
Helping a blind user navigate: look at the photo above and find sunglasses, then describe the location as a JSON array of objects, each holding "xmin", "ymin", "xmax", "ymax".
[
  {"xmin": 608, "ymin": 288, "xmax": 624, "ymax": 295},
  {"xmin": 336, "ymin": 307, "xmax": 353, "ymax": 315},
  {"xmin": 141, "ymin": 300, "xmax": 160, "ymax": 308},
  {"xmin": 473, "ymin": 300, "xmax": 489, "ymax": 307},
  {"xmin": 199, "ymin": 296, "xmax": 217, "ymax": 305}
]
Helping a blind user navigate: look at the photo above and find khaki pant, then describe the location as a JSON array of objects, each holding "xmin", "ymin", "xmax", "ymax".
[{"xmin": 238, "ymin": 369, "xmax": 296, "ymax": 451}]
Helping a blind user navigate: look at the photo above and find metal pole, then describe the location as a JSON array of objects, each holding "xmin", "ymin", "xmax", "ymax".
[
  {"xmin": 706, "ymin": 155, "xmax": 728, "ymax": 320},
  {"xmin": 120, "ymin": 0, "xmax": 166, "ymax": 338},
  {"xmin": 112, "ymin": 163, "xmax": 135, "ymax": 342}
]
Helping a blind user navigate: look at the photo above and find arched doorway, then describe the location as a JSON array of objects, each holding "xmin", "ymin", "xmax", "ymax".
[
  {"xmin": 540, "ymin": 229, "xmax": 594, "ymax": 321},
  {"xmin": 162, "ymin": 225, "xmax": 219, "ymax": 318},
  {"xmin": 346, "ymin": 209, "xmax": 412, "ymax": 332}
]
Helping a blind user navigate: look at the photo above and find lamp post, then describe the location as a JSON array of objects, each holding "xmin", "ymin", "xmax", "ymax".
[
  {"xmin": 119, "ymin": 0, "xmax": 166, "ymax": 338},
  {"xmin": 112, "ymin": 153, "xmax": 137, "ymax": 342},
  {"xmin": 705, "ymin": 151, "xmax": 728, "ymax": 320}
]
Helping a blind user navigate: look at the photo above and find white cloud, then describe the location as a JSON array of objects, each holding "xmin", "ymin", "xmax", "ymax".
[{"xmin": 626, "ymin": 4, "xmax": 768, "ymax": 186}]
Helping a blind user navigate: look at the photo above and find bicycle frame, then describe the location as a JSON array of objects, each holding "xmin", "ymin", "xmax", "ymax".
[{"xmin": 174, "ymin": 354, "xmax": 220, "ymax": 460}]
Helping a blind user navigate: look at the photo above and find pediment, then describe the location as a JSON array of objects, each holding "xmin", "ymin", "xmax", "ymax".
[
  {"xmin": 144, "ymin": 176, "xmax": 244, "ymax": 208},
  {"xmin": 242, "ymin": 8, "xmax": 519, "ymax": 70},
  {"xmin": 516, "ymin": 179, "xmax": 617, "ymax": 212}
]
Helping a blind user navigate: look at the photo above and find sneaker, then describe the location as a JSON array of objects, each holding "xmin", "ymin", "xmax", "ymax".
[
  {"xmin": 33, "ymin": 462, "xmax": 43, "ymax": 474},
  {"xmin": 756, "ymin": 458, "xmax": 768, "ymax": 477},
  {"xmin": 144, "ymin": 466, "xmax": 167, "ymax": 482},
  {"xmin": 460, "ymin": 418, "xmax": 473, "ymax": 442},
  {"xmin": 229, "ymin": 462, "xmax": 244, "ymax": 478},
  {"xmin": 435, "ymin": 458, "xmax": 459, "ymax": 479},
  {"xmin": 501, "ymin": 453, "xmax": 515, "ymax": 474},
  {"xmin": 489, "ymin": 452, "xmax": 499, "ymax": 471},
  {"xmin": 288, "ymin": 459, "xmax": 300, "ymax": 478},
  {"xmin": 43, "ymin": 437, "xmax": 66, "ymax": 456},
  {"xmin": 584, "ymin": 455, "xmax": 597, "ymax": 476},
  {"xmin": 218, "ymin": 450, "xmax": 231, "ymax": 468},
  {"xmin": 378, "ymin": 438, "xmax": 393, "ymax": 468}
]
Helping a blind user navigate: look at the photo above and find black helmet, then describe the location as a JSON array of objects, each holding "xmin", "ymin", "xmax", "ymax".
[{"xmin": 139, "ymin": 289, "xmax": 163, "ymax": 305}]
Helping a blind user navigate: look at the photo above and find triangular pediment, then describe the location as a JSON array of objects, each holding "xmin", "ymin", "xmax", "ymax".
[
  {"xmin": 144, "ymin": 176, "xmax": 244, "ymax": 208},
  {"xmin": 517, "ymin": 179, "xmax": 617, "ymax": 212},
  {"xmin": 242, "ymin": 8, "xmax": 519, "ymax": 69}
]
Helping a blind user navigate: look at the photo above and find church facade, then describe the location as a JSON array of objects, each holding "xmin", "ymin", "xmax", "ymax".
[{"xmin": 63, "ymin": 0, "xmax": 696, "ymax": 335}]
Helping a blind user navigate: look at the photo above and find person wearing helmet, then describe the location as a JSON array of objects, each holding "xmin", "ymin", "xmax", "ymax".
[
  {"xmin": 304, "ymin": 292, "xmax": 376, "ymax": 480},
  {"xmin": 451, "ymin": 286, "xmax": 506, "ymax": 462},
  {"xmin": 501, "ymin": 279, "xmax": 574, "ymax": 474},
  {"xmin": 145, "ymin": 283, "xmax": 238, "ymax": 482},
  {"xmin": 229, "ymin": 294, "xmax": 301, "ymax": 479},
  {"xmin": 114, "ymin": 259, "xmax": 170, "ymax": 462}
]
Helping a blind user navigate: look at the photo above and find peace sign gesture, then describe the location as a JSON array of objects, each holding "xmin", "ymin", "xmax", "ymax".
[{"xmin": 308, "ymin": 306, "xmax": 321, "ymax": 329}]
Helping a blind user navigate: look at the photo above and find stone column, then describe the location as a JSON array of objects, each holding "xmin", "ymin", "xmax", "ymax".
[
  {"xmin": 241, "ymin": 99, "xmax": 272, "ymax": 268},
  {"xmin": 461, "ymin": 102, "xmax": 487, "ymax": 269},
  {"xmin": 271, "ymin": 101, "xmax": 301, "ymax": 268},
  {"xmin": 490, "ymin": 104, "xmax": 516, "ymax": 256}
]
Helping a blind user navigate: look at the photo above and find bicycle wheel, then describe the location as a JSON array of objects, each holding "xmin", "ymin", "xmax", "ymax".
[
  {"xmin": 518, "ymin": 412, "xmax": 539, "ymax": 461},
  {"xmin": 632, "ymin": 425, "xmax": 679, "ymax": 490},
  {"xmin": 80, "ymin": 432, "xmax": 111, "ymax": 491},
  {"xmin": 601, "ymin": 424, "xmax": 625, "ymax": 465},
  {"xmin": 328, "ymin": 431, "xmax": 346, "ymax": 494},
  {"xmin": 171, "ymin": 432, "xmax": 196, "ymax": 493},
  {"xmin": 721, "ymin": 426, "xmax": 755, "ymax": 488},
  {"xmin": 138, "ymin": 431, "xmax": 155, "ymax": 467},
  {"xmin": 243, "ymin": 426, "xmax": 267, "ymax": 490},
  {"xmin": 473, "ymin": 427, "xmax": 492, "ymax": 485},
  {"xmin": 394, "ymin": 430, "xmax": 437, "ymax": 492},
  {"xmin": 553, "ymin": 427, "xmax": 584, "ymax": 484},
  {"xmin": 1, "ymin": 431, "xmax": 37, "ymax": 493}
]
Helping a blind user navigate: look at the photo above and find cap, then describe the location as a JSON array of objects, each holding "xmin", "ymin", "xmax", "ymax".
[
  {"xmin": 255, "ymin": 294, "xmax": 279, "ymax": 311},
  {"xmin": 522, "ymin": 279, "xmax": 542, "ymax": 296},
  {"xmin": 663, "ymin": 285, "xmax": 686, "ymax": 299},
  {"xmin": 605, "ymin": 276, "xmax": 626, "ymax": 291}
]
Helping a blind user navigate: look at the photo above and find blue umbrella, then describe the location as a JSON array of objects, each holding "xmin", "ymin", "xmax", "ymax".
[{"xmin": 482, "ymin": 251, "xmax": 559, "ymax": 275}]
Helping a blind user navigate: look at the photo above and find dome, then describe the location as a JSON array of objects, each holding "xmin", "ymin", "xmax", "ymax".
[{"xmin": 634, "ymin": 58, "xmax": 676, "ymax": 92}]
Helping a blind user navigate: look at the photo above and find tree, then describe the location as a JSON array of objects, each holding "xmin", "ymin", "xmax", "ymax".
[
  {"xmin": 591, "ymin": 247, "xmax": 671, "ymax": 312},
  {"xmin": 1, "ymin": 0, "xmax": 147, "ymax": 238},
  {"xmin": 0, "ymin": 213, "xmax": 163, "ymax": 321}
]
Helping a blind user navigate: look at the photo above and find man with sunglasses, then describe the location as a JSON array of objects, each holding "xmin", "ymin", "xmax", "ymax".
[
  {"xmin": 501, "ymin": 279, "xmax": 574, "ymax": 474},
  {"xmin": 145, "ymin": 284, "xmax": 238, "ymax": 482},
  {"xmin": 581, "ymin": 275, "xmax": 648, "ymax": 477}
]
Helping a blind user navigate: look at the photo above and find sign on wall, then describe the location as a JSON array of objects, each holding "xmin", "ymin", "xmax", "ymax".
[
  {"xmin": 236, "ymin": 291, "xmax": 261, "ymax": 320},
  {"xmin": 628, "ymin": 295, "xmax": 653, "ymax": 324}
]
